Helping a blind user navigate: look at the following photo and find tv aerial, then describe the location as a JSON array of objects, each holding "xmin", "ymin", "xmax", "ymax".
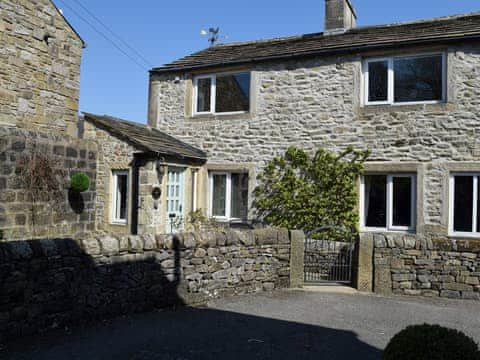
[{"xmin": 201, "ymin": 27, "xmax": 220, "ymax": 46}]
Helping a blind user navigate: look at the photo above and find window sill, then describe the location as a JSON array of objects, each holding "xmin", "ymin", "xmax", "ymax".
[
  {"xmin": 448, "ymin": 232, "xmax": 480, "ymax": 240},
  {"xmin": 359, "ymin": 102, "xmax": 454, "ymax": 115},
  {"xmin": 110, "ymin": 221, "xmax": 128, "ymax": 226},
  {"xmin": 188, "ymin": 112, "xmax": 253, "ymax": 122},
  {"xmin": 360, "ymin": 228, "xmax": 416, "ymax": 235}
]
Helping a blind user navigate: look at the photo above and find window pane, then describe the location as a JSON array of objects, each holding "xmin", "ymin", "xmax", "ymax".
[
  {"xmin": 368, "ymin": 61, "xmax": 389, "ymax": 102},
  {"xmin": 116, "ymin": 174, "xmax": 128, "ymax": 220},
  {"xmin": 364, "ymin": 175, "xmax": 387, "ymax": 228},
  {"xmin": 215, "ymin": 73, "xmax": 250, "ymax": 113},
  {"xmin": 394, "ymin": 55, "xmax": 443, "ymax": 103},
  {"xmin": 231, "ymin": 173, "xmax": 249, "ymax": 219},
  {"xmin": 196, "ymin": 78, "xmax": 211, "ymax": 112},
  {"xmin": 454, "ymin": 176, "xmax": 473, "ymax": 232},
  {"xmin": 392, "ymin": 177, "xmax": 412, "ymax": 227},
  {"xmin": 212, "ymin": 174, "xmax": 227, "ymax": 217}
]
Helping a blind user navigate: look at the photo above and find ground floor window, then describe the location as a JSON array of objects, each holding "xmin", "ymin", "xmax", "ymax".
[
  {"xmin": 449, "ymin": 174, "xmax": 480, "ymax": 236},
  {"xmin": 112, "ymin": 170, "xmax": 128, "ymax": 224},
  {"xmin": 209, "ymin": 172, "xmax": 248, "ymax": 220},
  {"xmin": 361, "ymin": 174, "xmax": 416, "ymax": 231}
]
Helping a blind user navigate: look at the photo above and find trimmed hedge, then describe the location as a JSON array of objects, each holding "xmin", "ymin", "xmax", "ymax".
[
  {"xmin": 384, "ymin": 324, "xmax": 480, "ymax": 360},
  {"xmin": 70, "ymin": 172, "xmax": 90, "ymax": 193}
]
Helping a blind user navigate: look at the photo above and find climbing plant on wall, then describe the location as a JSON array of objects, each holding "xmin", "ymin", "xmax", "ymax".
[
  {"xmin": 17, "ymin": 145, "xmax": 65, "ymax": 238},
  {"xmin": 253, "ymin": 146, "xmax": 369, "ymax": 238}
]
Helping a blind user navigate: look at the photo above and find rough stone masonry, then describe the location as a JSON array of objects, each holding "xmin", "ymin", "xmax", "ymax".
[
  {"xmin": 0, "ymin": 0, "xmax": 83, "ymax": 136},
  {"xmin": 373, "ymin": 232, "xmax": 480, "ymax": 300},
  {"xmin": 0, "ymin": 228, "xmax": 302, "ymax": 341}
]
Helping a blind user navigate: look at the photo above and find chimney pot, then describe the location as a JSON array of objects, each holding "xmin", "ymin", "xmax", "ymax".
[{"xmin": 325, "ymin": 0, "xmax": 357, "ymax": 35}]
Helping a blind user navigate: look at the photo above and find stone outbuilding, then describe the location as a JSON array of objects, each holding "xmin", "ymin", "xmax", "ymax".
[
  {"xmin": 0, "ymin": 0, "xmax": 85, "ymax": 136},
  {"xmin": 81, "ymin": 113, "xmax": 207, "ymax": 235}
]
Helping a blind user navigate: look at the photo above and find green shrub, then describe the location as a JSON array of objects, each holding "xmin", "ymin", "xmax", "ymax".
[
  {"xmin": 70, "ymin": 172, "xmax": 90, "ymax": 193},
  {"xmin": 384, "ymin": 324, "xmax": 480, "ymax": 360},
  {"xmin": 253, "ymin": 146, "xmax": 369, "ymax": 237}
]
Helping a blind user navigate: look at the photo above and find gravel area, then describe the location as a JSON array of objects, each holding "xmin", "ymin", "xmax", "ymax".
[{"xmin": 2, "ymin": 289, "xmax": 479, "ymax": 360}]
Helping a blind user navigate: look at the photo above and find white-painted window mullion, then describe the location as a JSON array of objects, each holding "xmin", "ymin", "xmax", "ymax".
[
  {"xmin": 388, "ymin": 58, "xmax": 394, "ymax": 104},
  {"xmin": 473, "ymin": 176, "xmax": 478, "ymax": 233},
  {"xmin": 211, "ymin": 75, "xmax": 216, "ymax": 114},
  {"xmin": 225, "ymin": 172, "xmax": 232, "ymax": 219},
  {"xmin": 386, "ymin": 175, "xmax": 393, "ymax": 230},
  {"xmin": 411, "ymin": 175, "xmax": 416, "ymax": 230}
]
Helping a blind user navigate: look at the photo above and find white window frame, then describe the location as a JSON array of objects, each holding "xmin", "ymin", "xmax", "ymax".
[
  {"xmin": 111, "ymin": 170, "xmax": 129, "ymax": 225},
  {"xmin": 448, "ymin": 173, "xmax": 480, "ymax": 238},
  {"xmin": 363, "ymin": 52, "xmax": 447, "ymax": 106},
  {"xmin": 360, "ymin": 174, "xmax": 416, "ymax": 232},
  {"xmin": 208, "ymin": 171, "xmax": 248, "ymax": 221},
  {"xmin": 193, "ymin": 72, "xmax": 251, "ymax": 116}
]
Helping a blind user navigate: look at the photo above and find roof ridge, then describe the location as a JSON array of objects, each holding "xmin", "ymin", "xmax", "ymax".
[
  {"xmin": 211, "ymin": 11, "xmax": 480, "ymax": 49},
  {"xmin": 82, "ymin": 112, "xmax": 207, "ymax": 160}
]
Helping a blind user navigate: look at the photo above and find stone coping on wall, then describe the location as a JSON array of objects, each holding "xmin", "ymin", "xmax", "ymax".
[
  {"xmin": 72, "ymin": 228, "xmax": 291, "ymax": 257},
  {"xmin": 372, "ymin": 232, "xmax": 480, "ymax": 253}
]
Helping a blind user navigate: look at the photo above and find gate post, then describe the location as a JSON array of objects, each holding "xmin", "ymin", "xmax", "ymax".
[
  {"xmin": 289, "ymin": 230, "xmax": 305, "ymax": 288},
  {"xmin": 356, "ymin": 232, "xmax": 374, "ymax": 292}
]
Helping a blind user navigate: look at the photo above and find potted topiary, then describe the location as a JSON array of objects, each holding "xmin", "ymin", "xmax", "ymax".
[
  {"xmin": 70, "ymin": 172, "xmax": 90, "ymax": 193},
  {"xmin": 384, "ymin": 324, "xmax": 480, "ymax": 360}
]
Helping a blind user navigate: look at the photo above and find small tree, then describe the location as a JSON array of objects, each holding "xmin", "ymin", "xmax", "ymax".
[{"xmin": 253, "ymin": 146, "xmax": 369, "ymax": 237}]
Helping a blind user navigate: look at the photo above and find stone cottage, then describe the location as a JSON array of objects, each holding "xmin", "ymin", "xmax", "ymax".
[
  {"xmin": 0, "ymin": 0, "xmax": 208, "ymax": 239},
  {"xmin": 0, "ymin": 0, "xmax": 97, "ymax": 240},
  {"xmin": 147, "ymin": 0, "xmax": 480, "ymax": 295}
]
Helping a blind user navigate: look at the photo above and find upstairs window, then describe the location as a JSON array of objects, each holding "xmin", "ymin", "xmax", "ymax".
[
  {"xmin": 193, "ymin": 72, "xmax": 251, "ymax": 115},
  {"xmin": 449, "ymin": 174, "xmax": 480, "ymax": 236},
  {"xmin": 364, "ymin": 53, "xmax": 445, "ymax": 105},
  {"xmin": 361, "ymin": 174, "xmax": 416, "ymax": 232},
  {"xmin": 209, "ymin": 172, "xmax": 249, "ymax": 220}
]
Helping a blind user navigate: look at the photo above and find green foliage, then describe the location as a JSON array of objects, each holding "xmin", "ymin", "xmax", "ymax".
[
  {"xmin": 70, "ymin": 172, "xmax": 90, "ymax": 193},
  {"xmin": 384, "ymin": 324, "xmax": 480, "ymax": 360},
  {"xmin": 253, "ymin": 146, "xmax": 369, "ymax": 236}
]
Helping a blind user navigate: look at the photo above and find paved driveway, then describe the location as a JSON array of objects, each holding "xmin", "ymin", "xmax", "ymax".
[{"xmin": 2, "ymin": 289, "xmax": 479, "ymax": 360}]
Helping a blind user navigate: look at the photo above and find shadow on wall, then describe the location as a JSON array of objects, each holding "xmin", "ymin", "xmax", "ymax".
[
  {"xmin": 2, "ymin": 301, "xmax": 382, "ymax": 360},
  {"xmin": 0, "ymin": 237, "xmax": 185, "ymax": 342}
]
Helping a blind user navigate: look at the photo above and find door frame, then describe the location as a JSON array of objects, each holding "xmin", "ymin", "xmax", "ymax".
[{"xmin": 165, "ymin": 166, "xmax": 186, "ymax": 233}]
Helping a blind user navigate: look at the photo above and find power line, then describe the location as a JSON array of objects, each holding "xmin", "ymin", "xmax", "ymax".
[
  {"xmin": 69, "ymin": 0, "xmax": 154, "ymax": 68},
  {"xmin": 55, "ymin": 0, "xmax": 148, "ymax": 71}
]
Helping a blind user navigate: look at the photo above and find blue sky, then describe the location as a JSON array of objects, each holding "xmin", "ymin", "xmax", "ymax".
[{"xmin": 53, "ymin": 0, "xmax": 480, "ymax": 124}]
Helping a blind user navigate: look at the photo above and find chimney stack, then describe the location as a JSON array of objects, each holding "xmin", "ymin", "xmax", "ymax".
[{"xmin": 325, "ymin": 0, "xmax": 357, "ymax": 35}]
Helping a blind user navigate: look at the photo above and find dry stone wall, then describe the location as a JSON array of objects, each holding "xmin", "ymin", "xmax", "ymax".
[
  {"xmin": 0, "ymin": 228, "xmax": 295, "ymax": 341},
  {"xmin": 0, "ymin": 127, "xmax": 97, "ymax": 240},
  {"xmin": 373, "ymin": 232, "xmax": 480, "ymax": 300},
  {"xmin": 0, "ymin": 0, "xmax": 83, "ymax": 136}
]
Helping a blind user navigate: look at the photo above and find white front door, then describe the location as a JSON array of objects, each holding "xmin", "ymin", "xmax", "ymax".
[{"xmin": 166, "ymin": 168, "xmax": 185, "ymax": 233}]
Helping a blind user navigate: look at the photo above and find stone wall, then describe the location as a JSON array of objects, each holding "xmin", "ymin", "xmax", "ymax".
[
  {"xmin": 0, "ymin": 127, "xmax": 97, "ymax": 240},
  {"xmin": 0, "ymin": 0, "xmax": 83, "ymax": 136},
  {"xmin": 149, "ymin": 43, "xmax": 480, "ymax": 241},
  {"xmin": 373, "ymin": 232, "xmax": 480, "ymax": 300},
  {"xmin": 0, "ymin": 228, "xmax": 298, "ymax": 340}
]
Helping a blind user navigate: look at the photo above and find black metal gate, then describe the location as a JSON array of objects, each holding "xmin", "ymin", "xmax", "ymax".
[{"xmin": 304, "ymin": 226, "xmax": 356, "ymax": 284}]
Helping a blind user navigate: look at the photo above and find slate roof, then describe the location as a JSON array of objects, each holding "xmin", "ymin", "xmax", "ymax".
[
  {"xmin": 152, "ymin": 12, "xmax": 480, "ymax": 73},
  {"xmin": 82, "ymin": 113, "xmax": 207, "ymax": 161}
]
